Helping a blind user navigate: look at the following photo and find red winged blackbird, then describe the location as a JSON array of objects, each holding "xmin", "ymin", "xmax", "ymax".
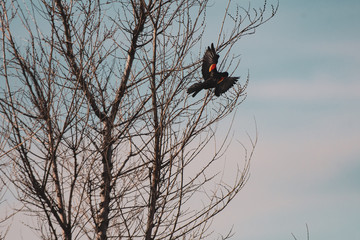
[{"xmin": 187, "ymin": 43, "xmax": 239, "ymax": 97}]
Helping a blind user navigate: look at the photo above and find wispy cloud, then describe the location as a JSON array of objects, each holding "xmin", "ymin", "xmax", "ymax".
[{"xmin": 249, "ymin": 75, "xmax": 360, "ymax": 101}]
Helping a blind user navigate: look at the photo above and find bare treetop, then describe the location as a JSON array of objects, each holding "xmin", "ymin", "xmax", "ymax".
[{"xmin": 0, "ymin": 0, "xmax": 277, "ymax": 239}]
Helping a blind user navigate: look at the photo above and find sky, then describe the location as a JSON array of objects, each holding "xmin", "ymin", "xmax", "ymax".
[
  {"xmin": 2, "ymin": 0, "xmax": 360, "ymax": 239},
  {"xmin": 209, "ymin": 0, "xmax": 360, "ymax": 239}
]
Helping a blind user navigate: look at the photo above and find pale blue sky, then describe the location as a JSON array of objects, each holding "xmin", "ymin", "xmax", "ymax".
[
  {"xmin": 210, "ymin": 0, "xmax": 360, "ymax": 239},
  {"xmin": 2, "ymin": 1, "xmax": 360, "ymax": 239}
]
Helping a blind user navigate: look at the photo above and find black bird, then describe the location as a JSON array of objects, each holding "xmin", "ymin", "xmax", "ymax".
[{"xmin": 187, "ymin": 43, "xmax": 239, "ymax": 97}]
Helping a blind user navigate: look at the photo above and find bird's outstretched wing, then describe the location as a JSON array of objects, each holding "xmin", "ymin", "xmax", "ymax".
[
  {"xmin": 201, "ymin": 43, "xmax": 219, "ymax": 80},
  {"xmin": 214, "ymin": 77, "xmax": 239, "ymax": 96}
]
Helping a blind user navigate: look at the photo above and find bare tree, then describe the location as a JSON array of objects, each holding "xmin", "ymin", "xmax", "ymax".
[
  {"xmin": 0, "ymin": 0, "xmax": 277, "ymax": 239},
  {"xmin": 0, "ymin": 179, "xmax": 9, "ymax": 240},
  {"xmin": 292, "ymin": 224, "xmax": 310, "ymax": 240}
]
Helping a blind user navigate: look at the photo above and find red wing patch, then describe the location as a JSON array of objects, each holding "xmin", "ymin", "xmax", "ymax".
[
  {"xmin": 209, "ymin": 64, "xmax": 216, "ymax": 72},
  {"xmin": 217, "ymin": 77, "xmax": 225, "ymax": 84}
]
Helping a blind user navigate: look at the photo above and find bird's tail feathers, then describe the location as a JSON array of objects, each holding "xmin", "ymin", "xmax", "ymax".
[{"xmin": 187, "ymin": 82, "xmax": 204, "ymax": 97}]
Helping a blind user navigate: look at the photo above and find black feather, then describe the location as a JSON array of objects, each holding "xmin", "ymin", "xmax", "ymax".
[{"xmin": 187, "ymin": 43, "xmax": 239, "ymax": 97}]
